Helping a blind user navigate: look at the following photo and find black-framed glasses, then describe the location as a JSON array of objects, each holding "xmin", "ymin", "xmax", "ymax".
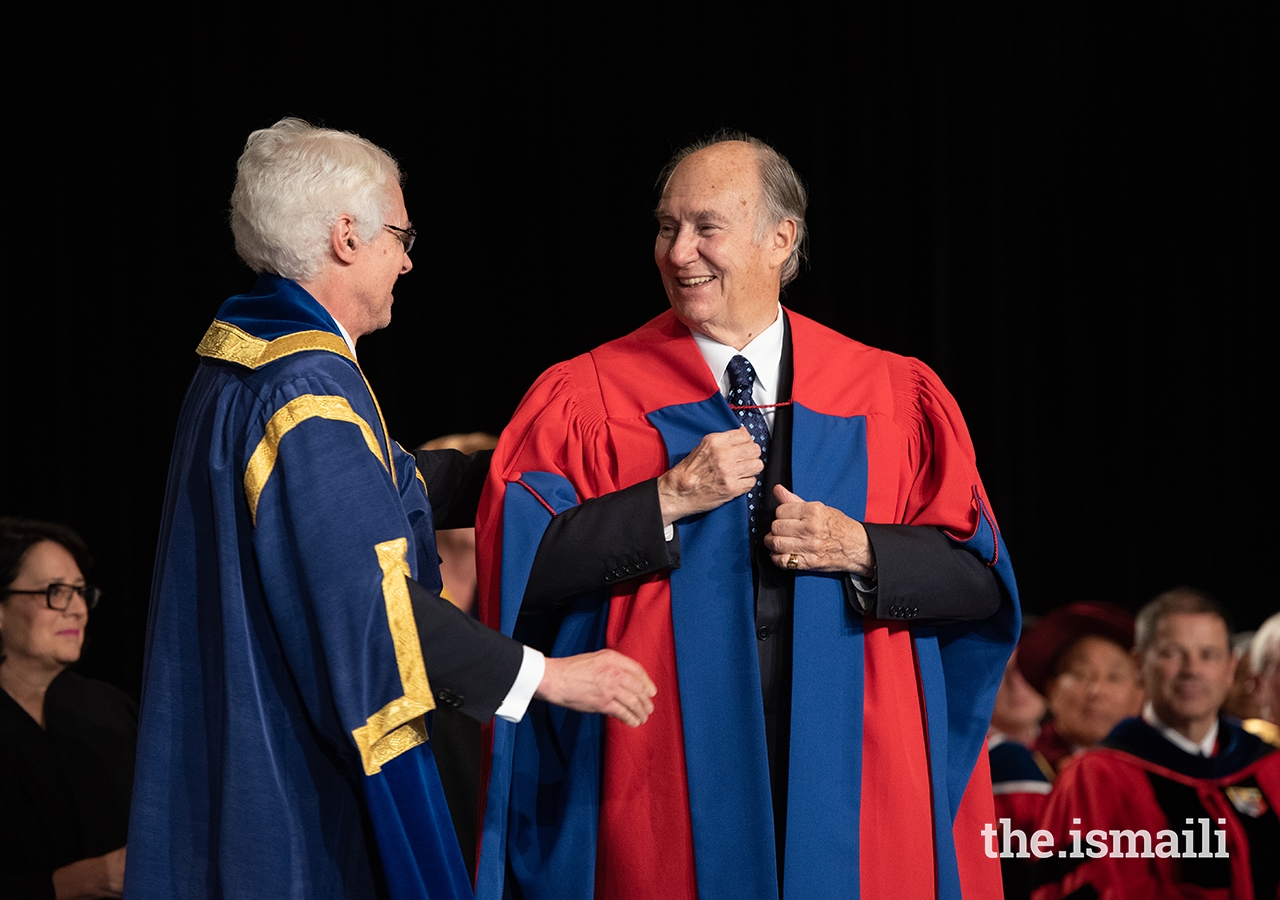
[
  {"xmin": 384, "ymin": 224, "xmax": 416, "ymax": 254},
  {"xmin": 5, "ymin": 583, "xmax": 101, "ymax": 611}
]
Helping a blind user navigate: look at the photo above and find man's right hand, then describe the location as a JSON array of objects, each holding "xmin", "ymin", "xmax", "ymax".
[
  {"xmin": 535, "ymin": 649, "xmax": 657, "ymax": 727},
  {"xmin": 657, "ymin": 427, "xmax": 763, "ymax": 526}
]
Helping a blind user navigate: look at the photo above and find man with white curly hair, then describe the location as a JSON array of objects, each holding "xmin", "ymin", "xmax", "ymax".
[{"xmin": 126, "ymin": 118, "xmax": 656, "ymax": 900}]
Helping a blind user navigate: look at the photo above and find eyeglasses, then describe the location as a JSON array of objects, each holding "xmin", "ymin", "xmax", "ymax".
[
  {"xmin": 5, "ymin": 583, "xmax": 101, "ymax": 611},
  {"xmin": 384, "ymin": 224, "xmax": 416, "ymax": 254}
]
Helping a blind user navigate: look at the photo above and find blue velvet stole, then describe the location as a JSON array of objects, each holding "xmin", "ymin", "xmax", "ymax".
[{"xmin": 214, "ymin": 273, "xmax": 342, "ymax": 340}]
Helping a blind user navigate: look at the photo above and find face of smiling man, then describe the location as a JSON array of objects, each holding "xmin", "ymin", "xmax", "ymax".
[
  {"xmin": 1141, "ymin": 612, "xmax": 1236, "ymax": 743},
  {"xmin": 654, "ymin": 141, "xmax": 796, "ymax": 349}
]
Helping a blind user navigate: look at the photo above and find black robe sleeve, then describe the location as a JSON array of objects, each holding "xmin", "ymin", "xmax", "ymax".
[
  {"xmin": 407, "ymin": 578, "xmax": 525, "ymax": 723},
  {"xmin": 858, "ymin": 523, "xmax": 1004, "ymax": 622},
  {"xmin": 521, "ymin": 478, "xmax": 681, "ymax": 611},
  {"xmin": 411, "ymin": 448, "xmax": 494, "ymax": 530},
  {"xmin": 517, "ymin": 484, "xmax": 1000, "ymax": 623}
]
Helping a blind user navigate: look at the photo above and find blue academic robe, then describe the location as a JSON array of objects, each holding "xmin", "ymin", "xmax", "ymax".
[{"xmin": 126, "ymin": 275, "xmax": 472, "ymax": 900}]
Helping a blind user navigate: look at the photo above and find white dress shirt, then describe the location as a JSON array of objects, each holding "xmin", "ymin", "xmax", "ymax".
[
  {"xmin": 660, "ymin": 308, "xmax": 786, "ymax": 542},
  {"xmin": 690, "ymin": 306, "xmax": 787, "ymax": 433},
  {"xmin": 1142, "ymin": 701, "xmax": 1218, "ymax": 757}
]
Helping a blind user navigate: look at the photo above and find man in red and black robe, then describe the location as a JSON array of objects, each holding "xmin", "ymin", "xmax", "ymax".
[{"xmin": 1032, "ymin": 588, "xmax": 1280, "ymax": 900}]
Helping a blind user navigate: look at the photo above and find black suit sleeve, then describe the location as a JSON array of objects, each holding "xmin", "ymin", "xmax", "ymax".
[
  {"xmin": 519, "ymin": 484, "xmax": 1002, "ymax": 623},
  {"xmin": 411, "ymin": 448, "xmax": 493, "ymax": 530},
  {"xmin": 855, "ymin": 523, "xmax": 1004, "ymax": 623},
  {"xmin": 406, "ymin": 577, "xmax": 524, "ymax": 723},
  {"xmin": 522, "ymin": 478, "xmax": 681, "ymax": 611}
]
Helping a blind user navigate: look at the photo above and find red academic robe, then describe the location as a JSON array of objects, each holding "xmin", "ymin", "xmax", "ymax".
[
  {"xmin": 476, "ymin": 309, "xmax": 1018, "ymax": 900},
  {"xmin": 1031, "ymin": 716, "xmax": 1280, "ymax": 900}
]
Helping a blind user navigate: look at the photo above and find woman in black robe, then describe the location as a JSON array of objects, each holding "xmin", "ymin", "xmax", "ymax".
[{"xmin": 0, "ymin": 519, "xmax": 136, "ymax": 900}]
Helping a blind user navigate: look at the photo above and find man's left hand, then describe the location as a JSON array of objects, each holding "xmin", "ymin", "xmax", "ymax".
[{"xmin": 764, "ymin": 485, "xmax": 875, "ymax": 577}]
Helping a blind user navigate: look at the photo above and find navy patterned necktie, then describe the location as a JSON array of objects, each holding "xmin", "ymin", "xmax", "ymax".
[{"xmin": 726, "ymin": 354, "xmax": 770, "ymax": 536}]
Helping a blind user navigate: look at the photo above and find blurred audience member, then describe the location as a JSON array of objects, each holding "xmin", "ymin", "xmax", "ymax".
[
  {"xmin": 416, "ymin": 432, "xmax": 499, "ymax": 615},
  {"xmin": 1224, "ymin": 629, "xmax": 1261, "ymax": 722},
  {"xmin": 991, "ymin": 641, "xmax": 1048, "ymax": 748},
  {"xmin": 415, "ymin": 432, "xmax": 499, "ymax": 881},
  {"xmin": 988, "ymin": 634, "xmax": 1052, "ymax": 900},
  {"xmin": 1018, "ymin": 601, "xmax": 1143, "ymax": 777},
  {"xmin": 0, "ymin": 518, "xmax": 136, "ymax": 900},
  {"xmin": 1245, "ymin": 612, "xmax": 1280, "ymax": 747},
  {"xmin": 1031, "ymin": 588, "xmax": 1279, "ymax": 900}
]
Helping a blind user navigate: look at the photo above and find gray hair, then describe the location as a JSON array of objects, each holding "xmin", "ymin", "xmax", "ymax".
[
  {"xmin": 230, "ymin": 118, "xmax": 402, "ymax": 282},
  {"xmin": 657, "ymin": 130, "xmax": 809, "ymax": 287},
  {"xmin": 1134, "ymin": 586, "xmax": 1231, "ymax": 654},
  {"xmin": 1250, "ymin": 612, "xmax": 1280, "ymax": 675}
]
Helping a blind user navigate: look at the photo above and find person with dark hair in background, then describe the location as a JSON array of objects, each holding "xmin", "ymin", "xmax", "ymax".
[
  {"xmin": 0, "ymin": 517, "xmax": 136, "ymax": 900},
  {"xmin": 126, "ymin": 118, "xmax": 656, "ymax": 900},
  {"xmin": 1017, "ymin": 600, "xmax": 1144, "ymax": 778},
  {"xmin": 987, "ymin": 638, "xmax": 1050, "ymax": 900},
  {"xmin": 991, "ymin": 642, "xmax": 1048, "ymax": 749},
  {"xmin": 1000, "ymin": 601, "xmax": 1140, "ymax": 900},
  {"xmin": 476, "ymin": 133, "xmax": 1018, "ymax": 900},
  {"xmin": 1032, "ymin": 588, "xmax": 1280, "ymax": 900}
]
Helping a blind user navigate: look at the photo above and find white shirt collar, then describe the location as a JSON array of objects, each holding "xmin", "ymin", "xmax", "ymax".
[
  {"xmin": 690, "ymin": 305, "xmax": 785, "ymax": 432},
  {"xmin": 1143, "ymin": 701, "xmax": 1218, "ymax": 757},
  {"xmin": 334, "ymin": 318, "xmax": 358, "ymax": 359}
]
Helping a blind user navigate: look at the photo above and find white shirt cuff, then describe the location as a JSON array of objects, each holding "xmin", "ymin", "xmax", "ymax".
[
  {"xmin": 664, "ymin": 523, "xmax": 675, "ymax": 542},
  {"xmin": 494, "ymin": 645, "xmax": 545, "ymax": 722}
]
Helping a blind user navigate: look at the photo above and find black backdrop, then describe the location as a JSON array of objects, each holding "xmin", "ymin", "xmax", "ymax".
[{"xmin": 3, "ymin": 5, "xmax": 1272, "ymax": 699}]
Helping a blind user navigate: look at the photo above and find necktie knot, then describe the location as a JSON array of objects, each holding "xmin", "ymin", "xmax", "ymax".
[{"xmin": 727, "ymin": 354, "xmax": 757, "ymax": 398}]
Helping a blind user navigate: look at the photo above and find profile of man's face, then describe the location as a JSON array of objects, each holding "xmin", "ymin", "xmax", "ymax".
[
  {"xmin": 1141, "ymin": 612, "xmax": 1235, "ymax": 732},
  {"xmin": 347, "ymin": 183, "xmax": 413, "ymax": 338}
]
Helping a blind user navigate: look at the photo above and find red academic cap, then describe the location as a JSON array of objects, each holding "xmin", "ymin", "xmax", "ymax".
[{"xmin": 1016, "ymin": 601, "xmax": 1136, "ymax": 696}]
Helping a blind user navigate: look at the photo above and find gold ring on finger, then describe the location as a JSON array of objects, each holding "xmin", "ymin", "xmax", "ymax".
[{"xmin": 786, "ymin": 553, "xmax": 799, "ymax": 570}]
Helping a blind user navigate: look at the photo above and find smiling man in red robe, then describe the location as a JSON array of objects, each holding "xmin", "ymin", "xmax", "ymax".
[{"xmin": 476, "ymin": 133, "xmax": 1019, "ymax": 900}]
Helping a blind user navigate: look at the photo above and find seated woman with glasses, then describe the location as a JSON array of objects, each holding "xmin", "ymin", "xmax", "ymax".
[{"xmin": 0, "ymin": 518, "xmax": 136, "ymax": 900}]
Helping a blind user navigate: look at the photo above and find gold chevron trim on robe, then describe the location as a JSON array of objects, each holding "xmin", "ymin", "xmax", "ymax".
[
  {"xmin": 200, "ymin": 318, "xmax": 399, "ymax": 487},
  {"xmin": 243, "ymin": 395, "xmax": 386, "ymax": 524},
  {"xmin": 197, "ymin": 319, "xmax": 356, "ymax": 368},
  {"xmin": 351, "ymin": 538, "xmax": 435, "ymax": 775}
]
